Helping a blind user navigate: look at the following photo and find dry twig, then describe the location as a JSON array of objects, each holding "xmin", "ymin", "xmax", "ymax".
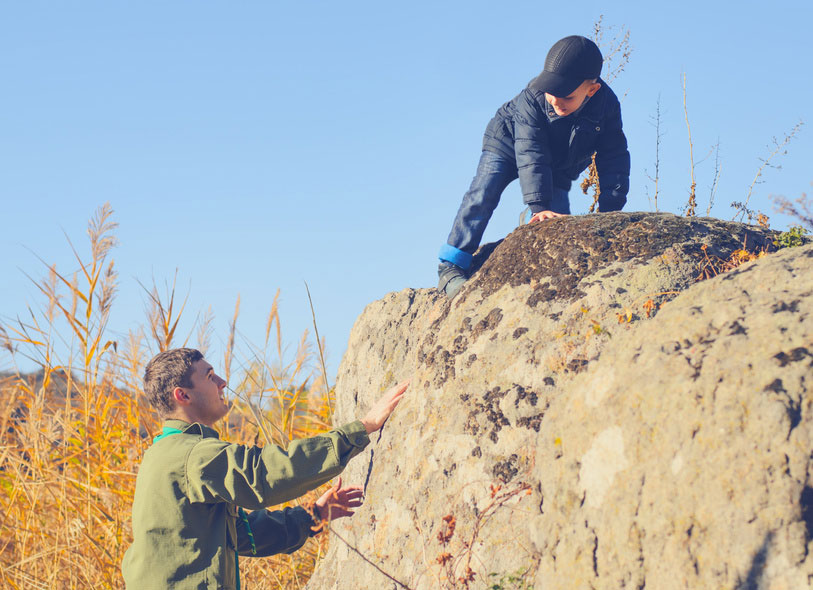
[
  {"xmin": 735, "ymin": 120, "xmax": 804, "ymax": 221},
  {"xmin": 682, "ymin": 73, "xmax": 697, "ymax": 217}
]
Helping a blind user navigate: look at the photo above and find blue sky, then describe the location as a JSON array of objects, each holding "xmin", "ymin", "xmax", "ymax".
[{"xmin": 2, "ymin": 0, "xmax": 811, "ymax": 380}]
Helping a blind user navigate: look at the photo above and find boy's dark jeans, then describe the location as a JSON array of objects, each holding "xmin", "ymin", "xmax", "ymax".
[{"xmin": 439, "ymin": 150, "xmax": 569, "ymax": 271}]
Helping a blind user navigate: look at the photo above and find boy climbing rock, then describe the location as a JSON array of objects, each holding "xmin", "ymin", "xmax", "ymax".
[
  {"xmin": 122, "ymin": 348, "xmax": 408, "ymax": 589},
  {"xmin": 437, "ymin": 35, "xmax": 631, "ymax": 297}
]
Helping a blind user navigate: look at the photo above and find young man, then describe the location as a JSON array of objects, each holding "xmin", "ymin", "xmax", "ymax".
[
  {"xmin": 122, "ymin": 348, "xmax": 408, "ymax": 589},
  {"xmin": 438, "ymin": 35, "xmax": 631, "ymax": 297}
]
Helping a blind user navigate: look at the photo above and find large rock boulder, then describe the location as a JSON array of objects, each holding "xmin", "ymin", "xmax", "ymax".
[{"xmin": 307, "ymin": 212, "xmax": 813, "ymax": 590}]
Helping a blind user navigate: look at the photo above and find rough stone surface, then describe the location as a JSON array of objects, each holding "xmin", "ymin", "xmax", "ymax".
[{"xmin": 306, "ymin": 212, "xmax": 813, "ymax": 590}]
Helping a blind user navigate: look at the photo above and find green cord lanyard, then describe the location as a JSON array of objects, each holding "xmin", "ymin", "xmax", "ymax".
[
  {"xmin": 152, "ymin": 425, "xmax": 256, "ymax": 589},
  {"xmin": 152, "ymin": 426, "xmax": 183, "ymax": 443}
]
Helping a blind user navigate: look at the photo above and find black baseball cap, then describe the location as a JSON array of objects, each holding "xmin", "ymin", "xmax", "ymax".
[{"xmin": 529, "ymin": 36, "xmax": 603, "ymax": 97}]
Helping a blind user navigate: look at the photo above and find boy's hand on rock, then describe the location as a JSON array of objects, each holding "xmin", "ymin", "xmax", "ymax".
[
  {"xmin": 361, "ymin": 379, "xmax": 409, "ymax": 434},
  {"xmin": 530, "ymin": 210, "xmax": 565, "ymax": 223}
]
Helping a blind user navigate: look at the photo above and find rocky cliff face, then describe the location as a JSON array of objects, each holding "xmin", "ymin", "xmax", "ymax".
[{"xmin": 306, "ymin": 212, "xmax": 813, "ymax": 590}]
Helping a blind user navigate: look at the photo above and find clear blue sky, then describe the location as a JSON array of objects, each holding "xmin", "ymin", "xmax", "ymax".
[{"xmin": 2, "ymin": 1, "xmax": 811, "ymax": 380}]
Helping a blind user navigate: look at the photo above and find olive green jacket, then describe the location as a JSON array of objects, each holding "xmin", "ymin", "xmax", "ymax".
[{"xmin": 122, "ymin": 419, "xmax": 370, "ymax": 589}]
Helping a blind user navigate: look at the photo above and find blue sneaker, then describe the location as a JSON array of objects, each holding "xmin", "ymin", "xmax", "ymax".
[{"xmin": 438, "ymin": 262, "xmax": 468, "ymax": 298}]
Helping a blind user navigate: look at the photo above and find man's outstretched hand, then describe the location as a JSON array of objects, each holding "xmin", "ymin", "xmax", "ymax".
[
  {"xmin": 313, "ymin": 477, "xmax": 363, "ymax": 523},
  {"xmin": 360, "ymin": 379, "xmax": 409, "ymax": 434},
  {"xmin": 529, "ymin": 210, "xmax": 565, "ymax": 223}
]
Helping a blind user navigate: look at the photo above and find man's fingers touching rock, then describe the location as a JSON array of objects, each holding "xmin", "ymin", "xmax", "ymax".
[{"xmin": 361, "ymin": 378, "xmax": 410, "ymax": 434}]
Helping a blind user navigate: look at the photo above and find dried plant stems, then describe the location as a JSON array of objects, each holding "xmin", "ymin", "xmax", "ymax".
[
  {"xmin": 646, "ymin": 95, "xmax": 663, "ymax": 211},
  {"xmin": 591, "ymin": 15, "xmax": 631, "ymax": 83},
  {"xmin": 224, "ymin": 294, "xmax": 240, "ymax": 384},
  {"xmin": 773, "ymin": 187, "xmax": 813, "ymax": 230},
  {"xmin": 581, "ymin": 16, "xmax": 632, "ymax": 212},
  {"xmin": 304, "ymin": 281, "xmax": 333, "ymax": 423},
  {"xmin": 138, "ymin": 270, "xmax": 189, "ymax": 353},
  {"xmin": 707, "ymin": 139, "xmax": 722, "ymax": 216},
  {"xmin": 580, "ymin": 153, "xmax": 601, "ymax": 213},
  {"xmin": 682, "ymin": 73, "xmax": 698, "ymax": 217},
  {"xmin": 326, "ymin": 526, "xmax": 415, "ymax": 589},
  {"xmin": 736, "ymin": 119, "xmax": 804, "ymax": 221},
  {"xmin": 434, "ymin": 482, "xmax": 533, "ymax": 589}
]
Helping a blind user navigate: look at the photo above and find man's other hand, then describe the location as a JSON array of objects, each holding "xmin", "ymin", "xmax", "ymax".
[
  {"xmin": 360, "ymin": 379, "xmax": 409, "ymax": 434},
  {"xmin": 314, "ymin": 477, "xmax": 363, "ymax": 522},
  {"xmin": 529, "ymin": 210, "xmax": 565, "ymax": 223}
]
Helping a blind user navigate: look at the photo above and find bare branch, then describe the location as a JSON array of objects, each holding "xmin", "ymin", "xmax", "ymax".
[
  {"xmin": 736, "ymin": 119, "xmax": 804, "ymax": 221},
  {"xmin": 645, "ymin": 95, "xmax": 664, "ymax": 211},
  {"xmin": 707, "ymin": 139, "xmax": 722, "ymax": 216}
]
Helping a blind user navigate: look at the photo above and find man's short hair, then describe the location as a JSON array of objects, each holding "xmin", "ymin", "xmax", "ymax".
[{"xmin": 144, "ymin": 348, "xmax": 203, "ymax": 415}]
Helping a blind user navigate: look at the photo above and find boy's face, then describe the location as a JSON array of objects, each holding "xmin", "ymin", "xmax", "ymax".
[{"xmin": 545, "ymin": 80, "xmax": 602, "ymax": 117}]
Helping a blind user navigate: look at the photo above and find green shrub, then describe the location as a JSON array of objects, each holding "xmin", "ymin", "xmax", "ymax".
[{"xmin": 773, "ymin": 225, "xmax": 810, "ymax": 249}]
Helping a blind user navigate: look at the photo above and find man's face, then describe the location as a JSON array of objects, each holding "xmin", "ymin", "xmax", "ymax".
[
  {"xmin": 545, "ymin": 80, "xmax": 602, "ymax": 117},
  {"xmin": 183, "ymin": 359, "xmax": 230, "ymax": 426}
]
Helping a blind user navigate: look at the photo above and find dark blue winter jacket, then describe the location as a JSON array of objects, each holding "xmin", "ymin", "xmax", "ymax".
[{"xmin": 482, "ymin": 78, "xmax": 630, "ymax": 212}]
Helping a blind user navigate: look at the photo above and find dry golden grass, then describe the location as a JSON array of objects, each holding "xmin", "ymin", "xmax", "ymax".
[{"xmin": 0, "ymin": 204, "xmax": 335, "ymax": 589}]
